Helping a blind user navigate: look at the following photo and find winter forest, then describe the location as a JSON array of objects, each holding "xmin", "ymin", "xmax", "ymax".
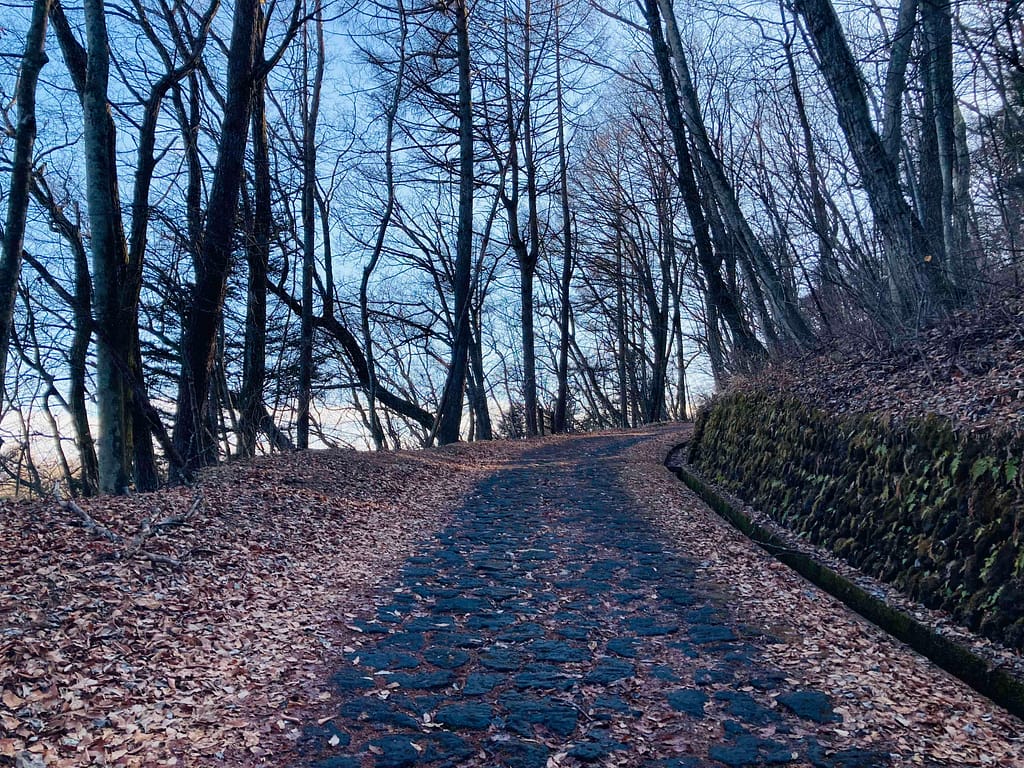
[{"xmin": 0, "ymin": 0, "xmax": 1019, "ymax": 495}]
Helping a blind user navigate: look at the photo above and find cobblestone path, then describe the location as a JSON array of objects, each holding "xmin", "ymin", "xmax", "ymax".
[{"xmin": 301, "ymin": 436, "xmax": 886, "ymax": 768}]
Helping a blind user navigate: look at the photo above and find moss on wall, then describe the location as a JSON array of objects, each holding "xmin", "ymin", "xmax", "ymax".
[{"xmin": 689, "ymin": 392, "xmax": 1024, "ymax": 650}]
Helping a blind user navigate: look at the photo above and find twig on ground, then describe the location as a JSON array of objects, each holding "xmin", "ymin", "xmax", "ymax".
[
  {"xmin": 55, "ymin": 483, "xmax": 202, "ymax": 569},
  {"xmin": 54, "ymin": 482, "xmax": 123, "ymax": 544},
  {"xmin": 139, "ymin": 551, "xmax": 183, "ymax": 568}
]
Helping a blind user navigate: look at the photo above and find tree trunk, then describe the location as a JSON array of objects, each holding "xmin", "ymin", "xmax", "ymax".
[
  {"xmin": 498, "ymin": 2, "xmax": 539, "ymax": 438},
  {"xmin": 642, "ymin": 0, "xmax": 766, "ymax": 367},
  {"xmin": 952, "ymin": 107, "xmax": 977, "ymax": 284},
  {"xmin": 922, "ymin": 0, "xmax": 968, "ymax": 293},
  {"xmin": 551, "ymin": 2, "xmax": 574, "ymax": 433},
  {"xmin": 435, "ymin": 0, "xmax": 474, "ymax": 446},
  {"xmin": 360, "ymin": 0, "xmax": 407, "ymax": 451},
  {"xmin": 615, "ymin": 227, "xmax": 629, "ymax": 428},
  {"xmin": 794, "ymin": 0, "xmax": 950, "ymax": 317},
  {"xmin": 520, "ymin": 0, "xmax": 540, "ymax": 437},
  {"xmin": 69, "ymin": 230, "xmax": 98, "ymax": 496},
  {"xmin": 297, "ymin": 1, "xmax": 324, "ymax": 450},
  {"xmin": 129, "ymin": 338, "xmax": 159, "ymax": 491},
  {"xmin": 81, "ymin": 0, "xmax": 132, "ymax": 493},
  {"xmin": 654, "ymin": 0, "xmax": 814, "ymax": 349},
  {"xmin": 643, "ymin": 215, "xmax": 671, "ymax": 423},
  {"xmin": 467, "ymin": 316, "xmax": 492, "ymax": 440},
  {"xmin": 173, "ymin": 0, "xmax": 260, "ymax": 472},
  {"xmin": 782, "ymin": 16, "xmax": 838, "ymax": 324},
  {"xmin": 0, "ymin": 0, "xmax": 52, "ymax": 405},
  {"xmin": 239, "ymin": 73, "xmax": 270, "ymax": 458},
  {"xmin": 918, "ymin": 80, "xmax": 945, "ymax": 268},
  {"xmin": 879, "ymin": 0, "xmax": 918, "ymax": 162},
  {"xmin": 519, "ymin": 268, "xmax": 537, "ymax": 432}
]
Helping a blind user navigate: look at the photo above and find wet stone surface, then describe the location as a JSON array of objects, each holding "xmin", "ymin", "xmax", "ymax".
[{"xmin": 303, "ymin": 436, "xmax": 889, "ymax": 767}]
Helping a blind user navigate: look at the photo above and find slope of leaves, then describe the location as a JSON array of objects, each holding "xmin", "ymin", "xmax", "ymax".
[
  {"xmin": 0, "ymin": 442, "xmax": 530, "ymax": 767},
  {"xmin": 737, "ymin": 294, "xmax": 1024, "ymax": 434}
]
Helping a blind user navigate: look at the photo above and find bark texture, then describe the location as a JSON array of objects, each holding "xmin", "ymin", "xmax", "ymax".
[
  {"xmin": 0, "ymin": 0, "xmax": 52, "ymax": 406},
  {"xmin": 173, "ymin": 0, "xmax": 260, "ymax": 472}
]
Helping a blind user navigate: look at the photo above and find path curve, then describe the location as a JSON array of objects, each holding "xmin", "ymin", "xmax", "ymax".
[{"xmin": 299, "ymin": 434, "xmax": 887, "ymax": 768}]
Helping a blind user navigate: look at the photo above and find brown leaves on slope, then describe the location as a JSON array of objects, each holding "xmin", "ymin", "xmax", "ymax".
[
  {"xmin": 737, "ymin": 295, "xmax": 1024, "ymax": 434},
  {"xmin": 0, "ymin": 441, "xmax": 529, "ymax": 768}
]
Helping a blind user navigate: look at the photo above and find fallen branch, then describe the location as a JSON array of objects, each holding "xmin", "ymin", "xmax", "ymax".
[
  {"xmin": 139, "ymin": 551, "xmax": 183, "ymax": 568},
  {"xmin": 124, "ymin": 493, "xmax": 202, "ymax": 560},
  {"xmin": 54, "ymin": 483, "xmax": 123, "ymax": 544},
  {"xmin": 55, "ymin": 484, "xmax": 203, "ymax": 569},
  {"xmin": 154, "ymin": 493, "xmax": 204, "ymax": 529}
]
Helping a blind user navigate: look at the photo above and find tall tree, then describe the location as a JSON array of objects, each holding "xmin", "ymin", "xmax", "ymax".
[
  {"xmin": 0, "ymin": 0, "xmax": 52, "ymax": 407},
  {"xmin": 359, "ymin": 0, "xmax": 408, "ymax": 451},
  {"xmin": 920, "ymin": 0, "xmax": 972, "ymax": 291},
  {"xmin": 239, "ymin": 6, "xmax": 272, "ymax": 459},
  {"xmin": 641, "ymin": 0, "xmax": 766, "ymax": 371},
  {"xmin": 793, "ymin": 0, "xmax": 950, "ymax": 317},
  {"xmin": 435, "ymin": 0, "xmax": 475, "ymax": 445},
  {"xmin": 173, "ymin": 0, "xmax": 263, "ymax": 472},
  {"xmin": 551, "ymin": 0, "xmax": 575, "ymax": 433},
  {"xmin": 652, "ymin": 0, "xmax": 814, "ymax": 350},
  {"xmin": 297, "ymin": 0, "xmax": 325, "ymax": 449},
  {"xmin": 496, "ymin": 0, "xmax": 543, "ymax": 437},
  {"xmin": 79, "ymin": 0, "xmax": 133, "ymax": 492}
]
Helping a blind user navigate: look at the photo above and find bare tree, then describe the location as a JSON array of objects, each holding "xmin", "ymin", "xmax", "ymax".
[
  {"xmin": 793, "ymin": 0, "xmax": 951, "ymax": 318},
  {"xmin": 359, "ymin": 0, "xmax": 409, "ymax": 450},
  {"xmin": 297, "ymin": 0, "xmax": 325, "ymax": 449},
  {"xmin": 435, "ymin": 0, "xmax": 475, "ymax": 445},
  {"xmin": 641, "ymin": 0, "xmax": 766, "ymax": 373},
  {"xmin": 551, "ymin": 0, "xmax": 575, "ymax": 432},
  {"xmin": 173, "ymin": 0, "xmax": 298, "ymax": 472},
  {"xmin": 0, "ymin": 0, "xmax": 53, "ymax": 407},
  {"xmin": 651, "ymin": 0, "xmax": 815, "ymax": 350}
]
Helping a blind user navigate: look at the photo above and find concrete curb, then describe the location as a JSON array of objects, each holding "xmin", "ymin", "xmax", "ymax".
[{"xmin": 666, "ymin": 444, "xmax": 1024, "ymax": 721}]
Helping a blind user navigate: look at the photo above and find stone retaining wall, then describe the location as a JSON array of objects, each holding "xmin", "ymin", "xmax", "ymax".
[{"xmin": 688, "ymin": 392, "xmax": 1024, "ymax": 650}]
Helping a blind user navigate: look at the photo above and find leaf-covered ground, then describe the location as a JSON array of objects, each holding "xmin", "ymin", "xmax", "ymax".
[
  {"xmin": 0, "ymin": 442, "xmax": 532, "ymax": 767},
  {"xmin": 3, "ymin": 427, "xmax": 1023, "ymax": 767},
  {"xmin": 739, "ymin": 295, "xmax": 1024, "ymax": 434},
  {"xmin": 622, "ymin": 429, "xmax": 1024, "ymax": 766}
]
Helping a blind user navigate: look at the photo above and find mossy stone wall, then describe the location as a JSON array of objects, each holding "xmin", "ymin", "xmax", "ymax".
[{"xmin": 689, "ymin": 392, "xmax": 1024, "ymax": 650}]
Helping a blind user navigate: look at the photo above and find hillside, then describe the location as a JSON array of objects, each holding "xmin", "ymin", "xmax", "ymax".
[
  {"xmin": 739, "ymin": 295, "xmax": 1024, "ymax": 434},
  {"xmin": 685, "ymin": 294, "xmax": 1024, "ymax": 687}
]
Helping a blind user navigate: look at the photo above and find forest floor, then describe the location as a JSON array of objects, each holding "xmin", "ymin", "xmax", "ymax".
[
  {"xmin": 737, "ymin": 294, "xmax": 1024, "ymax": 435},
  {"xmin": 3, "ymin": 426, "xmax": 1022, "ymax": 767}
]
